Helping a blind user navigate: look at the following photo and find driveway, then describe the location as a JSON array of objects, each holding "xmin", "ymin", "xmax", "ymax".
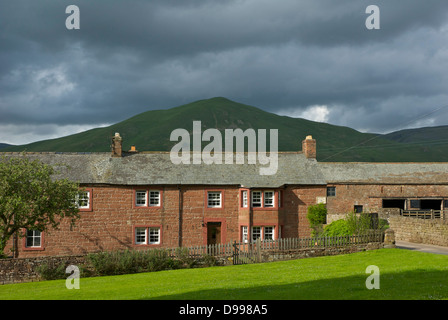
[{"xmin": 395, "ymin": 240, "xmax": 448, "ymax": 255}]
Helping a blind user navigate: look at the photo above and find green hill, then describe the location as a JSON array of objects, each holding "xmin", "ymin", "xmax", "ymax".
[{"xmin": 2, "ymin": 97, "xmax": 447, "ymax": 162}]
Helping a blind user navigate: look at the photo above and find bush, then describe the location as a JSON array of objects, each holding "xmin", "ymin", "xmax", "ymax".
[
  {"xmin": 36, "ymin": 263, "xmax": 67, "ymax": 280},
  {"xmin": 307, "ymin": 203, "xmax": 327, "ymax": 236},
  {"xmin": 321, "ymin": 219, "xmax": 351, "ymax": 237},
  {"xmin": 86, "ymin": 248, "xmax": 221, "ymax": 277}
]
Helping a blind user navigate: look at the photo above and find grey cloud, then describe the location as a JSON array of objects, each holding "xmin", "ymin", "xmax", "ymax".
[{"xmin": 1, "ymin": 0, "xmax": 448, "ymax": 144}]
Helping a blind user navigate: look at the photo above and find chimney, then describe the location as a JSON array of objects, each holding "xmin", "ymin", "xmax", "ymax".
[
  {"xmin": 111, "ymin": 132, "xmax": 123, "ymax": 157},
  {"xmin": 302, "ymin": 135, "xmax": 316, "ymax": 159}
]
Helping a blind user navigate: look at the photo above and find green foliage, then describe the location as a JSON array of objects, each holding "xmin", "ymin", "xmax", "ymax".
[
  {"xmin": 321, "ymin": 219, "xmax": 352, "ymax": 237},
  {"xmin": 0, "ymin": 155, "xmax": 80, "ymax": 256},
  {"xmin": 322, "ymin": 211, "xmax": 390, "ymax": 237},
  {"xmin": 36, "ymin": 263, "xmax": 67, "ymax": 281},
  {"xmin": 3, "ymin": 97, "xmax": 437, "ymax": 162},
  {"xmin": 307, "ymin": 203, "xmax": 327, "ymax": 236},
  {"xmin": 86, "ymin": 249, "xmax": 220, "ymax": 276}
]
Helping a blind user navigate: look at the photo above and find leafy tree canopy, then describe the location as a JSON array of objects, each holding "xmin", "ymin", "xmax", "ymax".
[{"xmin": 0, "ymin": 155, "xmax": 80, "ymax": 257}]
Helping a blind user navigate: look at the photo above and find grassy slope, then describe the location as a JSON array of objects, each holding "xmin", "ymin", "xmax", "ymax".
[
  {"xmin": 4, "ymin": 97, "xmax": 440, "ymax": 162},
  {"xmin": 0, "ymin": 249, "xmax": 447, "ymax": 300}
]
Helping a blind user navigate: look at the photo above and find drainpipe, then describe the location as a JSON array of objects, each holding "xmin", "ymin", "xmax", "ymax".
[{"xmin": 178, "ymin": 186, "xmax": 183, "ymax": 248}]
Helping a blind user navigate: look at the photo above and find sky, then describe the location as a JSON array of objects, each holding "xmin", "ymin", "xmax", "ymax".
[{"xmin": 1, "ymin": 0, "xmax": 448, "ymax": 145}]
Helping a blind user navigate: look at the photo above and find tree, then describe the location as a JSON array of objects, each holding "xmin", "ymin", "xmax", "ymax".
[
  {"xmin": 0, "ymin": 155, "xmax": 81, "ymax": 257},
  {"xmin": 307, "ymin": 203, "xmax": 327, "ymax": 236}
]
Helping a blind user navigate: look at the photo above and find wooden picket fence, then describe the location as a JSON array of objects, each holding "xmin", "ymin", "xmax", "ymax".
[{"xmin": 157, "ymin": 231, "xmax": 384, "ymax": 265}]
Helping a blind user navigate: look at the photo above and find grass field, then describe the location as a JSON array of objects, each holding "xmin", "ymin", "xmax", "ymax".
[{"xmin": 0, "ymin": 248, "xmax": 447, "ymax": 300}]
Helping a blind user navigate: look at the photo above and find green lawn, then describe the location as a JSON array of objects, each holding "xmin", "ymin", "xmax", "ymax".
[{"xmin": 1, "ymin": 248, "xmax": 447, "ymax": 300}]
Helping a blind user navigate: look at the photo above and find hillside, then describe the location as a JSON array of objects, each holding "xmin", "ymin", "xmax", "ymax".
[
  {"xmin": 0, "ymin": 143, "xmax": 13, "ymax": 150},
  {"xmin": 2, "ymin": 97, "xmax": 447, "ymax": 162}
]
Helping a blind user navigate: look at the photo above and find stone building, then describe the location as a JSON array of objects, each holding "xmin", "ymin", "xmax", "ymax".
[{"xmin": 3, "ymin": 134, "xmax": 448, "ymax": 258}]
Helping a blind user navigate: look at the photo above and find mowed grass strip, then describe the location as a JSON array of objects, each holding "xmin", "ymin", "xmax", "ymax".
[{"xmin": 0, "ymin": 249, "xmax": 447, "ymax": 300}]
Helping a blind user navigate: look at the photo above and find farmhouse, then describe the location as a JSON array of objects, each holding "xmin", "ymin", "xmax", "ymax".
[{"xmin": 3, "ymin": 134, "xmax": 448, "ymax": 258}]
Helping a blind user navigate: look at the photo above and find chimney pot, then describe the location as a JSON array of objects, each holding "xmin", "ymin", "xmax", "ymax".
[
  {"xmin": 111, "ymin": 133, "xmax": 123, "ymax": 157},
  {"xmin": 302, "ymin": 135, "xmax": 316, "ymax": 159}
]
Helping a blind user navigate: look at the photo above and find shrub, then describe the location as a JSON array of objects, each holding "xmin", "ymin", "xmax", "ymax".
[
  {"xmin": 85, "ymin": 248, "xmax": 220, "ymax": 277},
  {"xmin": 321, "ymin": 219, "xmax": 351, "ymax": 237},
  {"xmin": 36, "ymin": 263, "xmax": 67, "ymax": 280},
  {"xmin": 307, "ymin": 203, "xmax": 327, "ymax": 236}
]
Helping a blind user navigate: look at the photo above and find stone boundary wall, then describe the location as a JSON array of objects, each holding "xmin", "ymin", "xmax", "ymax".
[
  {"xmin": 389, "ymin": 215, "xmax": 448, "ymax": 247},
  {"xmin": 0, "ymin": 255, "xmax": 87, "ymax": 284},
  {"xmin": 0, "ymin": 241, "xmax": 391, "ymax": 285}
]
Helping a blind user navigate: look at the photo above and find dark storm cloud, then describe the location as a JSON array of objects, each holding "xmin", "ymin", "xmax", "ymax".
[{"xmin": 1, "ymin": 0, "xmax": 448, "ymax": 144}]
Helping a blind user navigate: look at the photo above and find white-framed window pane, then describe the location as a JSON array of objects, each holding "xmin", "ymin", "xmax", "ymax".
[
  {"xmin": 264, "ymin": 226, "xmax": 274, "ymax": 240},
  {"xmin": 207, "ymin": 191, "xmax": 222, "ymax": 208},
  {"xmin": 149, "ymin": 191, "xmax": 160, "ymax": 206},
  {"xmin": 148, "ymin": 228, "xmax": 160, "ymax": 244},
  {"xmin": 264, "ymin": 191, "xmax": 274, "ymax": 207},
  {"xmin": 251, "ymin": 226, "xmax": 261, "ymax": 241},
  {"xmin": 242, "ymin": 226, "xmax": 248, "ymax": 243},
  {"xmin": 242, "ymin": 190, "xmax": 248, "ymax": 208},
  {"xmin": 136, "ymin": 191, "xmax": 147, "ymax": 206},
  {"xmin": 78, "ymin": 191, "xmax": 90, "ymax": 208},
  {"xmin": 135, "ymin": 227, "xmax": 147, "ymax": 244},
  {"xmin": 26, "ymin": 230, "xmax": 41, "ymax": 247},
  {"xmin": 251, "ymin": 191, "xmax": 262, "ymax": 207}
]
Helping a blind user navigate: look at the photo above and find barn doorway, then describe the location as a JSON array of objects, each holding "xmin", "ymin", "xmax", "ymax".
[
  {"xmin": 382, "ymin": 199, "xmax": 405, "ymax": 210},
  {"xmin": 420, "ymin": 199, "xmax": 442, "ymax": 210}
]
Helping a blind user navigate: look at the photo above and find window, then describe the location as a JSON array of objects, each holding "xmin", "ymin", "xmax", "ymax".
[
  {"xmin": 242, "ymin": 190, "xmax": 248, "ymax": 208},
  {"xmin": 207, "ymin": 191, "xmax": 222, "ymax": 208},
  {"xmin": 134, "ymin": 227, "xmax": 160, "ymax": 245},
  {"xmin": 26, "ymin": 230, "xmax": 42, "ymax": 248},
  {"xmin": 251, "ymin": 191, "xmax": 262, "ymax": 207},
  {"xmin": 410, "ymin": 200, "xmax": 421, "ymax": 209},
  {"xmin": 251, "ymin": 226, "xmax": 276, "ymax": 242},
  {"xmin": 148, "ymin": 228, "xmax": 160, "ymax": 244},
  {"xmin": 73, "ymin": 190, "xmax": 91, "ymax": 210},
  {"xmin": 354, "ymin": 205, "xmax": 363, "ymax": 213},
  {"xmin": 251, "ymin": 226, "xmax": 261, "ymax": 241},
  {"xmin": 136, "ymin": 190, "xmax": 147, "ymax": 207},
  {"xmin": 264, "ymin": 191, "xmax": 274, "ymax": 207},
  {"xmin": 135, "ymin": 227, "xmax": 147, "ymax": 244},
  {"xmin": 241, "ymin": 226, "xmax": 248, "ymax": 243},
  {"xmin": 264, "ymin": 226, "xmax": 274, "ymax": 240},
  {"xmin": 135, "ymin": 190, "xmax": 162, "ymax": 208},
  {"xmin": 149, "ymin": 191, "xmax": 160, "ymax": 207},
  {"xmin": 327, "ymin": 187, "xmax": 336, "ymax": 197}
]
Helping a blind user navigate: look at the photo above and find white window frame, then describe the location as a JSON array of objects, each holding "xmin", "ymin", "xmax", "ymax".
[
  {"xmin": 264, "ymin": 226, "xmax": 275, "ymax": 241},
  {"xmin": 242, "ymin": 226, "xmax": 248, "ymax": 243},
  {"xmin": 26, "ymin": 229, "xmax": 42, "ymax": 248},
  {"xmin": 135, "ymin": 227, "xmax": 147, "ymax": 244},
  {"xmin": 251, "ymin": 191, "xmax": 262, "ymax": 208},
  {"xmin": 251, "ymin": 226, "xmax": 262, "ymax": 241},
  {"xmin": 207, "ymin": 191, "xmax": 222, "ymax": 208},
  {"xmin": 135, "ymin": 227, "xmax": 160, "ymax": 245},
  {"xmin": 148, "ymin": 227, "xmax": 160, "ymax": 244},
  {"xmin": 74, "ymin": 191, "xmax": 90, "ymax": 209},
  {"xmin": 264, "ymin": 191, "xmax": 275, "ymax": 208},
  {"xmin": 135, "ymin": 190, "xmax": 147, "ymax": 207},
  {"xmin": 148, "ymin": 191, "xmax": 160, "ymax": 207},
  {"xmin": 242, "ymin": 190, "xmax": 248, "ymax": 208}
]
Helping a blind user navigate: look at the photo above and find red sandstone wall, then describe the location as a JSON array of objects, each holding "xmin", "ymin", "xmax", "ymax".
[{"xmin": 5, "ymin": 184, "xmax": 327, "ymax": 258}]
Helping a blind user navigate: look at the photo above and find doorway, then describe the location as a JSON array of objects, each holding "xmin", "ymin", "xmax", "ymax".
[{"xmin": 207, "ymin": 222, "xmax": 221, "ymax": 245}]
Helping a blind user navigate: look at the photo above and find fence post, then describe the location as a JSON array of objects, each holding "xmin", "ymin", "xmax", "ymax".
[{"xmin": 256, "ymin": 238, "xmax": 262, "ymax": 263}]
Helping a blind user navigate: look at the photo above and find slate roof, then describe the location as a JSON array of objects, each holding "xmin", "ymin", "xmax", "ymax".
[{"xmin": 2, "ymin": 152, "xmax": 448, "ymax": 187}]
